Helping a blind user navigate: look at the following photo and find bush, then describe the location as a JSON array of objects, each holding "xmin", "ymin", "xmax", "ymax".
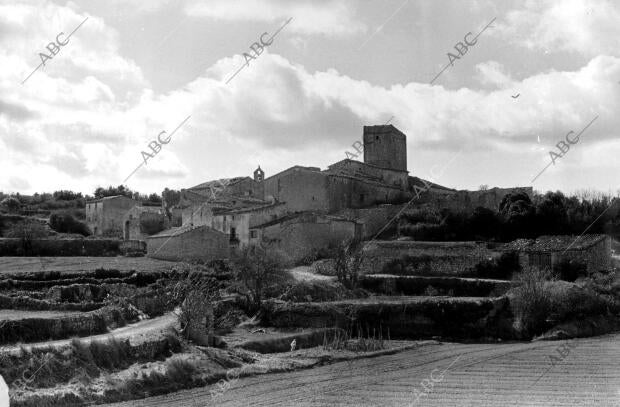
[
  {"xmin": 139, "ymin": 216, "xmax": 165, "ymax": 235},
  {"xmin": 165, "ymin": 358, "xmax": 196, "ymax": 386},
  {"xmin": 510, "ymin": 267, "xmax": 553, "ymax": 337},
  {"xmin": 334, "ymin": 240, "xmax": 362, "ymax": 289},
  {"xmin": 49, "ymin": 212, "xmax": 90, "ymax": 236},
  {"xmin": 0, "ymin": 197, "xmax": 20, "ymax": 213},
  {"xmin": 5, "ymin": 221, "xmax": 48, "ymax": 255},
  {"xmin": 510, "ymin": 267, "xmax": 613, "ymax": 338},
  {"xmin": 553, "ymin": 258, "xmax": 587, "ymax": 282},
  {"xmin": 470, "ymin": 251, "xmax": 520, "ymax": 279},
  {"xmin": 279, "ymin": 280, "xmax": 355, "ymax": 302}
]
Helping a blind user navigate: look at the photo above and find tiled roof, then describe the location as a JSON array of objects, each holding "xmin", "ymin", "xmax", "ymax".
[{"xmin": 502, "ymin": 234, "xmax": 607, "ymax": 252}]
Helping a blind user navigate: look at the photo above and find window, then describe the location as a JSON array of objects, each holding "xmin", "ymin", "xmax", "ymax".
[
  {"xmin": 250, "ymin": 230, "xmax": 257, "ymax": 238},
  {"xmin": 360, "ymin": 194, "xmax": 365, "ymax": 202}
]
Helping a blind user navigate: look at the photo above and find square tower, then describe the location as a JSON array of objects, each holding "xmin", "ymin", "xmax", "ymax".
[{"xmin": 363, "ymin": 124, "xmax": 407, "ymax": 171}]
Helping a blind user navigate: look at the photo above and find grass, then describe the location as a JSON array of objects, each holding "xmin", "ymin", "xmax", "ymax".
[
  {"xmin": 0, "ymin": 333, "xmax": 182, "ymax": 390},
  {"xmin": 322, "ymin": 324, "xmax": 387, "ymax": 352}
]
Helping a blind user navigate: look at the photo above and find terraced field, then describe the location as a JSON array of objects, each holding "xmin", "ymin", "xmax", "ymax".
[
  {"xmin": 104, "ymin": 333, "xmax": 620, "ymax": 406},
  {"xmin": 0, "ymin": 256, "xmax": 177, "ymax": 274}
]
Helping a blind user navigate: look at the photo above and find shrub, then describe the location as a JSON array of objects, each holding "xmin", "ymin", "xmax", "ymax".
[
  {"xmin": 49, "ymin": 212, "xmax": 90, "ymax": 236},
  {"xmin": 470, "ymin": 251, "xmax": 520, "ymax": 279},
  {"xmin": 167, "ymin": 272, "xmax": 219, "ymax": 339},
  {"xmin": 545, "ymin": 281, "xmax": 612, "ymax": 321},
  {"xmin": 334, "ymin": 240, "xmax": 362, "ymax": 289},
  {"xmin": 553, "ymin": 258, "xmax": 587, "ymax": 282},
  {"xmin": 280, "ymin": 280, "xmax": 351, "ymax": 302},
  {"xmin": 0, "ymin": 197, "xmax": 20, "ymax": 213},
  {"xmin": 139, "ymin": 216, "xmax": 165, "ymax": 235},
  {"xmin": 5, "ymin": 221, "xmax": 48, "ymax": 255},
  {"xmin": 510, "ymin": 267, "xmax": 553, "ymax": 337},
  {"xmin": 165, "ymin": 358, "xmax": 196, "ymax": 386}
]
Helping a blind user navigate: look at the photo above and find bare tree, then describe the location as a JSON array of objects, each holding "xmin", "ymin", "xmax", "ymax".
[{"xmin": 232, "ymin": 244, "xmax": 288, "ymax": 310}]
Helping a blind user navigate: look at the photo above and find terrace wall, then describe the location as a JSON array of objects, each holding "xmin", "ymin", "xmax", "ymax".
[{"xmin": 360, "ymin": 240, "xmax": 496, "ymax": 276}]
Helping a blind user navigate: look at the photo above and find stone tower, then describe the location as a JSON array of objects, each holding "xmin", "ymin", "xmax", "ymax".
[
  {"xmin": 363, "ymin": 124, "xmax": 407, "ymax": 171},
  {"xmin": 254, "ymin": 166, "xmax": 264, "ymax": 182}
]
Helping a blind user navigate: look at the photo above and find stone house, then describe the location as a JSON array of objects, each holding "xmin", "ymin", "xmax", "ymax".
[
  {"xmin": 146, "ymin": 225, "xmax": 229, "ymax": 262},
  {"xmin": 210, "ymin": 203, "xmax": 288, "ymax": 248},
  {"xmin": 250, "ymin": 212, "xmax": 361, "ymax": 262},
  {"xmin": 502, "ymin": 234, "xmax": 611, "ymax": 274},
  {"xmin": 85, "ymin": 195, "xmax": 139, "ymax": 237}
]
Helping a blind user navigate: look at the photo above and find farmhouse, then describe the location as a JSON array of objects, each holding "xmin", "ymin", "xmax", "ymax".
[
  {"xmin": 502, "ymin": 234, "xmax": 611, "ymax": 274},
  {"xmin": 85, "ymin": 195, "xmax": 139, "ymax": 237}
]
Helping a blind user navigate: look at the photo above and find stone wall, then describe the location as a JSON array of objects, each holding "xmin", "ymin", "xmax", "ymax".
[
  {"xmin": 264, "ymin": 167, "xmax": 330, "ymax": 212},
  {"xmin": 337, "ymin": 204, "xmax": 406, "ymax": 239},
  {"xmin": 147, "ymin": 226, "xmax": 229, "ymax": 262},
  {"xmin": 260, "ymin": 214, "xmax": 358, "ymax": 262},
  {"xmin": 363, "ymin": 125, "xmax": 407, "ymax": 172},
  {"xmin": 360, "ymin": 240, "xmax": 496, "ymax": 276},
  {"xmin": 261, "ymin": 296, "xmax": 513, "ymax": 340},
  {"xmin": 326, "ymin": 175, "xmax": 407, "ymax": 212},
  {"xmin": 119, "ymin": 239, "xmax": 146, "ymax": 254}
]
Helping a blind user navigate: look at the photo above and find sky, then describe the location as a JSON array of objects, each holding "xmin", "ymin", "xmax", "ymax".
[{"xmin": 0, "ymin": 0, "xmax": 618, "ymax": 196}]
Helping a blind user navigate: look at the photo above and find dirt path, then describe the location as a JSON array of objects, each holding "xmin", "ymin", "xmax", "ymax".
[
  {"xmin": 289, "ymin": 266, "xmax": 336, "ymax": 283},
  {"xmin": 103, "ymin": 333, "xmax": 620, "ymax": 406}
]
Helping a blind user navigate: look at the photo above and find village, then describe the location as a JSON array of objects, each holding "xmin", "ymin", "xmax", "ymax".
[
  {"xmin": 2, "ymin": 1, "xmax": 619, "ymax": 405},
  {"xmin": 0, "ymin": 123, "xmax": 618, "ymax": 406}
]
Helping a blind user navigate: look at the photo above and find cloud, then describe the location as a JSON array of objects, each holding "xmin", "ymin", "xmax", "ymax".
[
  {"xmin": 499, "ymin": 0, "xmax": 620, "ymax": 57},
  {"xmin": 0, "ymin": 99, "xmax": 37, "ymax": 121},
  {"xmin": 184, "ymin": 0, "xmax": 366, "ymax": 36},
  {"xmin": 475, "ymin": 61, "xmax": 514, "ymax": 88}
]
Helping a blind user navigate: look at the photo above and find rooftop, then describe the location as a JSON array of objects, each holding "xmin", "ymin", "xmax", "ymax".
[{"xmin": 148, "ymin": 224, "xmax": 224, "ymax": 238}]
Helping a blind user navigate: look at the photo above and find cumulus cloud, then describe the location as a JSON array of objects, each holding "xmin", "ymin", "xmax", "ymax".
[
  {"xmin": 499, "ymin": 0, "xmax": 620, "ymax": 57},
  {"xmin": 184, "ymin": 0, "xmax": 366, "ymax": 36}
]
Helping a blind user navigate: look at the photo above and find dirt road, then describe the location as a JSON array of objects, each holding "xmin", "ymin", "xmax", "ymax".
[{"xmin": 104, "ymin": 333, "xmax": 620, "ymax": 406}]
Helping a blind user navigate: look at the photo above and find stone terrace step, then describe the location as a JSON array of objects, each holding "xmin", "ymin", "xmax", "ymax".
[
  {"xmin": 360, "ymin": 274, "xmax": 513, "ymax": 297},
  {"xmin": 261, "ymin": 296, "xmax": 512, "ymax": 340}
]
